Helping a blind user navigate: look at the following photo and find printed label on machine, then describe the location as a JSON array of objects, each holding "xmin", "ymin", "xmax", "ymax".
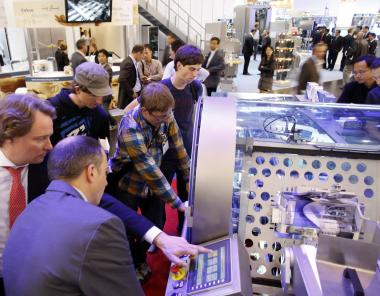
[{"xmin": 186, "ymin": 238, "xmax": 231, "ymax": 294}]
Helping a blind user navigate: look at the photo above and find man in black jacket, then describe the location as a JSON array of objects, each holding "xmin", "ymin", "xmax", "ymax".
[
  {"xmin": 340, "ymin": 27, "xmax": 355, "ymax": 71},
  {"xmin": 368, "ymin": 33, "xmax": 378, "ymax": 56},
  {"xmin": 242, "ymin": 29, "xmax": 255, "ymax": 75},
  {"xmin": 327, "ymin": 30, "xmax": 344, "ymax": 71},
  {"xmin": 202, "ymin": 37, "xmax": 225, "ymax": 95},
  {"xmin": 118, "ymin": 45, "xmax": 144, "ymax": 109}
]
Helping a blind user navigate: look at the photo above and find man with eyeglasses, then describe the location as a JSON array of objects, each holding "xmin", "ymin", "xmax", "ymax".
[
  {"xmin": 110, "ymin": 82, "xmax": 191, "ymax": 280},
  {"xmin": 337, "ymin": 55, "xmax": 377, "ymax": 104}
]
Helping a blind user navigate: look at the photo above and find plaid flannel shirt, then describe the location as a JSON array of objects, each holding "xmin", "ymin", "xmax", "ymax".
[{"xmin": 110, "ymin": 106, "xmax": 190, "ymax": 209}]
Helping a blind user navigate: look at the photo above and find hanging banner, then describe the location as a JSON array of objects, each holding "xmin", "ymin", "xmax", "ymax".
[
  {"xmin": 5, "ymin": 0, "xmax": 138, "ymax": 28},
  {"xmin": 12, "ymin": 0, "xmax": 65, "ymax": 28}
]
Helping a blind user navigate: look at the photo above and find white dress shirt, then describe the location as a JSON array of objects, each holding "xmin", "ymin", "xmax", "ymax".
[
  {"xmin": 206, "ymin": 50, "xmax": 216, "ymax": 68},
  {"xmin": 129, "ymin": 54, "xmax": 142, "ymax": 93},
  {"xmin": 0, "ymin": 149, "xmax": 28, "ymax": 277},
  {"xmin": 162, "ymin": 60, "xmax": 210, "ymax": 82}
]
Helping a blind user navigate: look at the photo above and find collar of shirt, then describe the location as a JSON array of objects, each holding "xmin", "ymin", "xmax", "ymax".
[
  {"xmin": 129, "ymin": 54, "xmax": 138, "ymax": 66},
  {"xmin": 0, "ymin": 149, "xmax": 27, "ymax": 169},
  {"xmin": 77, "ymin": 50, "xmax": 86, "ymax": 58},
  {"xmin": 72, "ymin": 185, "xmax": 89, "ymax": 202},
  {"xmin": 71, "ymin": 185, "xmax": 88, "ymax": 202}
]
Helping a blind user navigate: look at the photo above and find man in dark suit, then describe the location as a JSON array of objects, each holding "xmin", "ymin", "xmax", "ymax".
[
  {"xmin": 368, "ymin": 33, "xmax": 378, "ymax": 56},
  {"xmin": 340, "ymin": 27, "xmax": 355, "ymax": 71},
  {"xmin": 242, "ymin": 29, "xmax": 255, "ymax": 75},
  {"xmin": 118, "ymin": 45, "xmax": 144, "ymax": 109},
  {"xmin": 161, "ymin": 32, "xmax": 177, "ymax": 67},
  {"xmin": 4, "ymin": 136, "xmax": 145, "ymax": 295},
  {"xmin": 202, "ymin": 37, "xmax": 225, "ymax": 96},
  {"xmin": 70, "ymin": 39, "xmax": 87, "ymax": 74},
  {"xmin": 327, "ymin": 30, "xmax": 344, "ymax": 70},
  {"xmin": 297, "ymin": 43, "xmax": 327, "ymax": 94}
]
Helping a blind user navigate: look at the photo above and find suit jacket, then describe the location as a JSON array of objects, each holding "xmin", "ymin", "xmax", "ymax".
[
  {"xmin": 4, "ymin": 180, "xmax": 144, "ymax": 296},
  {"xmin": 343, "ymin": 34, "xmax": 355, "ymax": 53},
  {"xmin": 298, "ymin": 57, "xmax": 320, "ymax": 94},
  {"xmin": 329, "ymin": 35, "xmax": 344, "ymax": 52},
  {"xmin": 55, "ymin": 49, "xmax": 69, "ymax": 71},
  {"xmin": 27, "ymin": 163, "xmax": 153, "ymax": 240},
  {"xmin": 202, "ymin": 50, "xmax": 225, "ymax": 88},
  {"xmin": 70, "ymin": 51, "xmax": 87, "ymax": 74},
  {"xmin": 242, "ymin": 34, "xmax": 254, "ymax": 55},
  {"xmin": 118, "ymin": 56, "xmax": 138, "ymax": 108},
  {"xmin": 368, "ymin": 40, "xmax": 377, "ymax": 55}
]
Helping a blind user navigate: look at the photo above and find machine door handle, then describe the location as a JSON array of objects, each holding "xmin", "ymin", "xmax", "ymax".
[{"xmin": 343, "ymin": 267, "xmax": 365, "ymax": 296}]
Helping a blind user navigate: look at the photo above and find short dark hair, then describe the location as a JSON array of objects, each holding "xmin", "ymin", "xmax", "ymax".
[
  {"xmin": 143, "ymin": 44, "xmax": 153, "ymax": 52},
  {"xmin": 364, "ymin": 26, "xmax": 369, "ymax": 30},
  {"xmin": 0, "ymin": 94, "xmax": 56, "ymax": 146},
  {"xmin": 336, "ymin": 29, "xmax": 341, "ymax": 34},
  {"xmin": 48, "ymin": 136, "xmax": 104, "ymax": 181},
  {"xmin": 171, "ymin": 39, "xmax": 185, "ymax": 54},
  {"xmin": 76, "ymin": 39, "xmax": 86, "ymax": 50},
  {"xmin": 97, "ymin": 49, "xmax": 109, "ymax": 57},
  {"xmin": 140, "ymin": 83, "xmax": 175, "ymax": 113},
  {"xmin": 210, "ymin": 37, "xmax": 220, "ymax": 44},
  {"xmin": 174, "ymin": 45, "xmax": 204, "ymax": 70},
  {"xmin": 131, "ymin": 45, "xmax": 144, "ymax": 53},
  {"xmin": 354, "ymin": 55, "xmax": 376, "ymax": 68},
  {"xmin": 371, "ymin": 58, "xmax": 380, "ymax": 70}
]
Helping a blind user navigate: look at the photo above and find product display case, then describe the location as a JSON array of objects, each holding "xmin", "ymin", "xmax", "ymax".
[
  {"xmin": 187, "ymin": 94, "xmax": 380, "ymax": 288},
  {"xmin": 274, "ymin": 36, "xmax": 294, "ymax": 85}
]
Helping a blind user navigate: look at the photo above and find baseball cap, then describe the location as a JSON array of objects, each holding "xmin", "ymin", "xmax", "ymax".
[{"xmin": 74, "ymin": 62, "xmax": 112, "ymax": 97}]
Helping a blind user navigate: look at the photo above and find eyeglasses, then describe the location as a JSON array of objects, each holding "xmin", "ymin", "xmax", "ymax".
[
  {"xmin": 149, "ymin": 110, "xmax": 173, "ymax": 122},
  {"xmin": 353, "ymin": 69, "xmax": 369, "ymax": 76}
]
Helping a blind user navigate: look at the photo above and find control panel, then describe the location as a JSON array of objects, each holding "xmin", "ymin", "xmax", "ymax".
[{"xmin": 165, "ymin": 235, "xmax": 252, "ymax": 296}]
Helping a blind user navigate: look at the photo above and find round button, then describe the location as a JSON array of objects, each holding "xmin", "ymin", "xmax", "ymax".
[{"xmin": 172, "ymin": 280, "xmax": 185, "ymax": 289}]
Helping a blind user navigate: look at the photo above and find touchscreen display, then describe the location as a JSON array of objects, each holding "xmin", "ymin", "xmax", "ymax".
[{"xmin": 187, "ymin": 239, "xmax": 231, "ymax": 293}]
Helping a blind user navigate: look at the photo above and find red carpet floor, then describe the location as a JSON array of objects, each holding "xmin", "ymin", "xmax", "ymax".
[{"xmin": 142, "ymin": 183, "xmax": 179, "ymax": 296}]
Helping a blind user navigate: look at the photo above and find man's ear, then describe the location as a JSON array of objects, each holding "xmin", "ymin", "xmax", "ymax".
[{"xmin": 86, "ymin": 164, "xmax": 96, "ymax": 183}]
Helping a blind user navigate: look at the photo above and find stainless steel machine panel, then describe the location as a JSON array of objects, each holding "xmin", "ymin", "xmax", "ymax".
[{"xmin": 189, "ymin": 97, "xmax": 237, "ymax": 244}]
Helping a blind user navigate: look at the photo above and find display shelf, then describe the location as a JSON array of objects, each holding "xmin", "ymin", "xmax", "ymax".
[{"xmin": 274, "ymin": 37, "xmax": 294, "ymax": 82}]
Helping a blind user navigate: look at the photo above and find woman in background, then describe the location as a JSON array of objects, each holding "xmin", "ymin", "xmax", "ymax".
[
  {"xmin": 55, "ymin": 42, "xmax": 69, "ymax": 71},
  {"xmin": 89, "ymin": 42, "xmax": 99, "ymax": 63},
  {"xmin": 258, "ymin": 46, "xmax": 275, "ymax": 93}
]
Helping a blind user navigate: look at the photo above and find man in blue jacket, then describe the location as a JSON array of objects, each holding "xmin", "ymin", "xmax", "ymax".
[{"xmin": 4, "ymin": 136, "xmax": 144, "ymax": 295}]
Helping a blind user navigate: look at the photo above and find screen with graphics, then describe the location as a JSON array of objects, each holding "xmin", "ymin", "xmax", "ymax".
[
  {"xmin": 65, "ymin": 0, "xmax": 112, "ymax": 23},
  {"xmin": 187, "ymin": 239, "xmax": 231, "ymax": 294}
]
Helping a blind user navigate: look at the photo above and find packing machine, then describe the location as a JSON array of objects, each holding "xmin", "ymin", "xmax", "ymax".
[{"xmin": 166, "ymin": 94, "xmax": 380, "ymax": 295}]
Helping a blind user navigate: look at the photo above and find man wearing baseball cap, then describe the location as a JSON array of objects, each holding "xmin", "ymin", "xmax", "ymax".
[{"xmin": 49, "ymin": 62, "xmax": 112, "ymax": 145}]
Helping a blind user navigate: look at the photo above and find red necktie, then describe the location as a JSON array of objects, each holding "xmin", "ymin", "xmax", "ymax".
[{"xmin": 6, "ymin": 167, "xmax": 26, "ymax": 229}]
